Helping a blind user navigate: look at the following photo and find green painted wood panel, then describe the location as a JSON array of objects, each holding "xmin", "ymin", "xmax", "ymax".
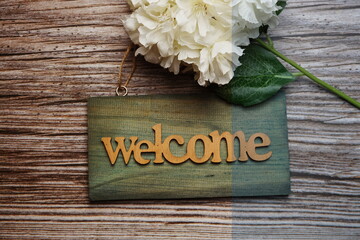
[{"xmin": 88, "ymin": 92, "xmax": 290, "ymax": 201}]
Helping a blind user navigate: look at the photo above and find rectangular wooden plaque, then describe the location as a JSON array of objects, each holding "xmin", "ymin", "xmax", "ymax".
[{"xmin": 88, "ymin": 92, "xmax": 290, "ymax": 201}]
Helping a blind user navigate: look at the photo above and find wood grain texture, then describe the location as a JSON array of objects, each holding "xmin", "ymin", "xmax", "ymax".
[{"xmin": 0, "ymin": 0, "xmax": 359, "ymax": 239}]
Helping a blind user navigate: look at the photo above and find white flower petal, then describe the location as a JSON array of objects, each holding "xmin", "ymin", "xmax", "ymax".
[{"xmin": 124, "ymin": 0, "xmax": 281, "ymax": 85}]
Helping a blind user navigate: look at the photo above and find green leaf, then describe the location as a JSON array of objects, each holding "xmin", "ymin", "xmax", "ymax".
[
  {"xmin": 212, "ymin": 44, "xmax": 295, "ymax": 107},
  {"xmin": 276, "ymin": 0, "xmax": 287, "ymax": 15}
]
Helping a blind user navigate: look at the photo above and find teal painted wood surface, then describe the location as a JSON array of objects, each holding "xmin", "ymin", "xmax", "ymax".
[{"xmin": 88, "ymin": 92, "xmax": 290, "ymax": 201}]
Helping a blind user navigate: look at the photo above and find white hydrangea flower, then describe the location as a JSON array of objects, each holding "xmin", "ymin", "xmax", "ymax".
[{"xmin": 123, "ymin": 0, "xmax": 282, "ymax": 86}]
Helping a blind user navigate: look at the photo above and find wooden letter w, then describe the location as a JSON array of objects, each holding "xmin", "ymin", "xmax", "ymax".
[{"xmin": 101, "ymin": 137, "xmax": 138, "ymax": 165}]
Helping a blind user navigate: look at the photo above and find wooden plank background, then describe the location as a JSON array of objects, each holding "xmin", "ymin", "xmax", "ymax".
[{"xmin": 0, "ymin": 0, "xmax": 359, "ymax": 239}]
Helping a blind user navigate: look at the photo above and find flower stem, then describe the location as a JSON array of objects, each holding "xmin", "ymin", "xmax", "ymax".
[
  {"xmin": 266, "ymin": 34, "xmax": 274, "ymax": 48},
  {"xmin": 292, "ymin": 72, "xmax": 305, "ymax": 77},
  {"xmin": 255, "ymin": 38, "xmax": 360, "ymax": 109}
]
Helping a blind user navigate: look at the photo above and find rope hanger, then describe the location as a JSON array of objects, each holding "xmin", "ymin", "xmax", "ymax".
[{"xmin": 116, "ymin": 43, "xmax": 136, "ymax": 96}]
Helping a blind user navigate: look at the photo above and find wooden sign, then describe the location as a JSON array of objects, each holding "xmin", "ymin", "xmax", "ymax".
[{"xmin": 88, "ymin": 92, "xmax": 290, "ymax": 201}]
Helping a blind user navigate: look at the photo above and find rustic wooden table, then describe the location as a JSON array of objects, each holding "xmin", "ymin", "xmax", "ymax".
[{"xmin": 1, "ymin": 0, "xmax": 359, "ymax": 239}]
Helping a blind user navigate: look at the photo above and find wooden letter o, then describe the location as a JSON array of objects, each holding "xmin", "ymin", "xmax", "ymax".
[{"xmin": 187, "ymin": 134, "xmax": 213, "ymax": 164}]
